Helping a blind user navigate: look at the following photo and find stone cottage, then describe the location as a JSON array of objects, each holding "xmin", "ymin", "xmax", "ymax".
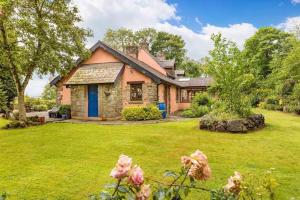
[{"xmin": 50, "ymin": 41, "xmax": 212, "ymax": 120}]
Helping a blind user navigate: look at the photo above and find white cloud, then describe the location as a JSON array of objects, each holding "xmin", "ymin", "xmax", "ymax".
[
  {"xmin": 291, "ymin": 0, "xmax": 300, "ymax": 4},
  {"xmin": 277, "ymin": 16, "xmax": 300, "ymax": 33},
  {"xmin": 27, "ymin": 0, "xmax": 258, "ymax": 96}
]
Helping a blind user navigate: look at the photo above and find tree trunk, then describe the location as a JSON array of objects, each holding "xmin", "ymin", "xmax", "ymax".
[{"xmin": 18, "ymin": 90, "xmax": 27, "ymax": 122}]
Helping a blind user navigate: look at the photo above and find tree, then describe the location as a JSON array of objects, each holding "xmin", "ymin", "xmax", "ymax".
[
  {"xmin": 103, "ymin": 28, "xmax": 186, "ymax": 65},
  {"xmin": 243, "ymin": 27, "xmax": 293, "ymax": 79},
  {"xmin": 205, "ymin": 34, "xmax": 254, "ymax": 117},
  {"xmin": 41, "ymin": 84, "xmax": 56, "ymax": 101},
  {"xmin": 0, "ymin": 64, "xmax": 16, "ymax": 112},
  {"xmin": 0, "ymin": 0, "xmax": 91, "ymax": 121},
  {"xmin": 0, "ymin": 83, "xmax": 8, "ymax": 113},
  {"xmin": 179, "ymin": 58, "xmax": 203, "ymax": 77}
]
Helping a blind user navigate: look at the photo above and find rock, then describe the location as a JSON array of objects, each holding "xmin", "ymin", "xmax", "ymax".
[
  {"xmin": 215, "ymin": 121, "xmax": 227, "ymax": 132},
  {"xmin": 226, "ymin": 119, "xmax": 248, "ymax": 133}
]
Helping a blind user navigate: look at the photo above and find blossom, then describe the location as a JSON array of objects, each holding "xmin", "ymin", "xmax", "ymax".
[
  {"xmin": 128, "ymin": 165, "xmax": 144, "ymax": 186},
  {"xmin": 110, "ymin": 155, "xmax": 132, "ymax": 179},
  {"xmin": 182, "ymin": 150, "xmax": 211, "ymax": 180},
  {"xmin": 181, "ymin": 156, "xmax": 192, "ymax": 168},
  {"xmin": 224, "ymin": 171, "xmax": 242, "ymax": 194},
  {"xmin": 136, "ymin": 184, "xmax": 151, "ymax": 200}
]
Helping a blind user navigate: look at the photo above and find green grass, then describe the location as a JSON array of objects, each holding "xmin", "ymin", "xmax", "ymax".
[{"xmin": 0, "ymin": 109, "xmax": 299, "ymax": 200}]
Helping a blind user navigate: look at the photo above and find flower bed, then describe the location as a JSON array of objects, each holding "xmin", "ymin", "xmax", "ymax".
[{"xmin": 199, "ymin": 114, "xmax": 265, "ymax": 133}]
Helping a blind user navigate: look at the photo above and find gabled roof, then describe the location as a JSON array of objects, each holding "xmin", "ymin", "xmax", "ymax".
[
  {"xmin": 179, "ymin": 77, "xmax": 213, "ymax": 88},
  {"xmin": 157, "ymin": 59, "xmax": 175, "ymax": 69},
  {"xmin": 66, "ymin": 62, "xmax": 124, "ymax": 85}
]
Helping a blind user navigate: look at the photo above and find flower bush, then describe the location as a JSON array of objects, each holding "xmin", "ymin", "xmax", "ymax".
[{"xmin": 92, "ymin": 150, "xmax": 279, "ymax": 200}]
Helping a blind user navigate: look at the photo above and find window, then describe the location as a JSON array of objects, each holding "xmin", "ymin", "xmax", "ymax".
[{"xmin": 130, "ymin": 84, "xmax": 143, "ymax": 101}]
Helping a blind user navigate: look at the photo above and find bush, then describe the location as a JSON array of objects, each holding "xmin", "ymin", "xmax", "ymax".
[
  {"xmin": 32, "ymin": 104, "xmax": 48, "ymax": 111},
  {"xmin": 181, "ymin": 106, "xmax": 209, "ymax": 118},
  {"xmin": 4, "ymin": 120, "xmax": 27, "ymax": 129},
  {"xmin": 265, "ymin": 96, "xmax": 280, "ymax": 105},
  {"xmin": 122, "ymin": 105, "xmax": 161, "ymax": 121},
  {"xmin": 58, "ymin": 105, "xmax": 71, "ymax": 115},
  {"xmin": 192, "ymin": 92, "xmax": 212, "ymax": 106}
]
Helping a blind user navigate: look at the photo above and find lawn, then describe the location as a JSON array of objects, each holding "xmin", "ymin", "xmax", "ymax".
[{"xmin": 0, "ymin": 109, "xmax": 299, "ymax": 200}]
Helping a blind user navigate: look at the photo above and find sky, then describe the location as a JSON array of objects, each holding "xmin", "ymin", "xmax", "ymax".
[{"xmin": 26, "ymin": 0, "xmax": 300, "ymax": 97}]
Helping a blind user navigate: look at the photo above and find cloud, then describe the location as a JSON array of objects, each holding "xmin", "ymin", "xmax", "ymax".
[
  {"xmin": 277, "ymin": 16, "xmax": 300, "ymax": 33},
  {"xmin": 291, "ymin": 0, "xmax": 300, "ymax": 4}
]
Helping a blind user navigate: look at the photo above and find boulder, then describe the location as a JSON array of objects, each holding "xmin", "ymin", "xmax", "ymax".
[
  {"xmin": 227, "ymin": 120, "xmax": 248, "ymax": 133},
  {"xmin": 215, "ymin": 121, "xmax": 227, "ymax": 132}
]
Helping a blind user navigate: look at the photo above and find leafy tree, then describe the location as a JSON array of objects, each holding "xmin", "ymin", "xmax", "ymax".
[
  {"xmin": 151, "ymin": 31, "xmax": 186, "ymax": 65},
  {"xmin": 0, "ymin": 0, "xmax": 91, "ymax": 121},
  {"xmin": 0, "ymin": 83, "xmax": 8, "ymax": 113},
  {"xmin": 0, "ymin": 64, "xmax": 16, "ymax": 112},
  {"xmin": 243, "ymin": 27, "xmax": 293, "ymax": 79},
  {"xmin": 179, "ymin": 58, "xmax": 203, "ymax": 77},
  {"xmin": 103, "ymin": 28, "xmax": 186, "ymax": 65},
  {"xmin": 41, "ymin": 84, "xmax": 56, "ymax": 101},
  {"xmin": 205, "ymin": 34, "xmax": 254, "ymax": 117}
]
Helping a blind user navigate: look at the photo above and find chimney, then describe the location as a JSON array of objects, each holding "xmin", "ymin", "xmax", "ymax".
[{"xmin": 124, "ymin": 46, "xmax": 138, "ymax": 58}]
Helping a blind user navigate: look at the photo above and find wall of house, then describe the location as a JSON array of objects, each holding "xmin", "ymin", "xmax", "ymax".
[
  {"xmin": 70, "ymin": 85, "xmax": 87, "ymax": 119},
  {"xmin": 99, "ymin": 77, "xmax": 123, "ymax": 119},
  {"xmin": 83, "ymin": 48, "xmax": 120, "ymax": 64},
  {"xmin": 138, "ymin": 49, "xmax": 167, "ymax": 75},
  {"xmin": 122, "ymin": 64, "xmax": 158, "ymax": 108}
]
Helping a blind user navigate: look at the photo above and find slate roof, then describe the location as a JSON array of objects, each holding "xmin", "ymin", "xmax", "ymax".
[
  {"xmin": 157, "ymin": 59, "xmax": 175, "ymax": 69},
  {"xmin": 179, "ymin": 77, "xmax": 213, "ymax": 88},
  {"xmin": 66, "ymin": 63, "xmax": 124, "ymax": 85}
]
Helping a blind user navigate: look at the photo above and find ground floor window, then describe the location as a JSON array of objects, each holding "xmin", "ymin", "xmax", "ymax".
[{"xmin": 130, "ymin": 84, "xmax": 143, "ymax": 101}]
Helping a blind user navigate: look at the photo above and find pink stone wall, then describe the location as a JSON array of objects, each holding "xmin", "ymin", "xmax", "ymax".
[{"xmin": 83, "ymin": 48, "xmax": 120, "ymax": 64}]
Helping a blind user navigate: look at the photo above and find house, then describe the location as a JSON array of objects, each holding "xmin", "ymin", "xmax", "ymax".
[{"xmin": 50, "ymin": 41, "xmax": 212, "ymax": 120}]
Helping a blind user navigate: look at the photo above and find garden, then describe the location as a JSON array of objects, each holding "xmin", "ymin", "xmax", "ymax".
[{"xmin": 0, "ymin": 109, "xmax": 299, "ymax": 199}]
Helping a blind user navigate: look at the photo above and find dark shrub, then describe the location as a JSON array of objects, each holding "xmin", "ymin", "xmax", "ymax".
[
  {"xmin": 122, "ymin": 105, "xmax": 161, "ymax": 121},
  {"xmin": 4, "ymin": 120, "xmax": 27, "ymax": 129},
  {"xmin": 58, "ymin": 105, "xmax": 71, "ymax": 115},
  {"xmin": 181, "ymin": 106, "xmax": 209, "ymax": 118},
  {"xmin": 192, "ymin": 92, "xmax": 212, "ymax": 106}
]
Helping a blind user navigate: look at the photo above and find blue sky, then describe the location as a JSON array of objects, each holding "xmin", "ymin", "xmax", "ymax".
[
  {"xmin": 167, "ymin": 0, "xmax": 300, "ymax": 30},
  {"xmin": 27, "ymin": 0, "xmax": 300, "ymax": 97}
]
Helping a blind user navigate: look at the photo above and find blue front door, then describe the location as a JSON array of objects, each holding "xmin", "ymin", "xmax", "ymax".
[{"xmin": 88, "ymin": 85, "xmax": 99, "ymax": 117}]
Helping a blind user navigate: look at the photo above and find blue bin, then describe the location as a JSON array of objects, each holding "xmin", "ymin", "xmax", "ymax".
[{"xmin": 158, "ymin": 102, "xmax": 167, "ymax": 119}]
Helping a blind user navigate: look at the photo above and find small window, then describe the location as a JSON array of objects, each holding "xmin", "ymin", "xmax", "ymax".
[{"xmin": 130, "ymin": 84, "xmax": 143, "ymax": 101}]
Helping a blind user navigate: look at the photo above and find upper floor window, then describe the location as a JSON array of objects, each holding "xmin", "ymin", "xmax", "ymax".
[{"xmin": 130, "ymin": 84, "xmax": 143, "ymax": 101}]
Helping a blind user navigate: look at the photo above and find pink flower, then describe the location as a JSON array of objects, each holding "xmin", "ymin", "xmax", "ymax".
[
  {"xmin": 128, "ymin": 165, "xmax": 144, "ymax": 186},
  {"xmin": 181, "ymin": 156, "xmax": 192, "ymax": 168},
  {"xmin": 136, "ymin": 184, "xmax": 151, "ymax": 200},
  {"xmin": 110, "ymin": 155, "xmax": 132, "ymax": 179},
  {"xmin": 224, "ymin": 171, "xmax": 242, "ymax": 194},
  {"xmin": 183, "ymin": 150, "xmax": 211, "ymax": 181}
]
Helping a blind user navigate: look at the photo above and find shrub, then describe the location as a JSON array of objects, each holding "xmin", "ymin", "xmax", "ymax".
[
  {"xmin": 58, "ymin": 105, "xmax": 71, "ymax": 115},
  {"xmin": 4, "ymin": 120, "xmax": 27, "ymax": 129},
  {"xmin": 32, "ymin": 104, "xmax": 48, "ymax": 111},
  {"xmin": 181, "ymin": 106, "xmax": 209, "ymax": 118},
  {"xmin": 192, "ymin": 92, "xmax": 212, "ymax": 106},
  {"xmin": 122, "ymin": 105, "xmax": 161, "ymax": 121},
  {"xmin": 265, "ymin": 96, "xmax": 280, "ymax": 105}
]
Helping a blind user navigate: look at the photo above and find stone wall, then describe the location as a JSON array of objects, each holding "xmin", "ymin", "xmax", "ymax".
[
  {"xmin": 99, "ymin": 77, "xmax": 123, "ymax": 119},
  {"xmin": 70, "ymin": 85, "xmax": 86, "ymax": 118},
  {"xmin": 123, "ymin": 81, "xmax": 158, "ymax": 105},
  {"xmin": 199, "ymin": 114, "xmax": 265, "ymax": 133}
]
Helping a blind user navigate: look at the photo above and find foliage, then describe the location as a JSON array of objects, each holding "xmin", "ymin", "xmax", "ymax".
[
  {"xmin": 181, "ymin": 93, "xmax": 212, "ymax": 118},
  {"xmin": 0, "ymin": 0, "xmax": 91, "ymax": 121},
  {"xmin": 205, "ymin": 34, "xmax": 254, "ymax": 118},
  {"xmin": 14, "ymin": 96, "xmax": 56, "ymax": 112},
  {"xmin": 0, "ymin": 64, "xmax": 16, "ymax": 112},
  {"xmin": 58, "ymin": 105, "xmax": 71, "ymax": 115},
  {"xmin": 41, "ymin": 84, "xmax": 56, "ymax": 101},
  {"xmin": 103, "ymin": 28, "xmax": 186, "ymax": 65},
  {"xmin": 122, "ymin": 105, "xmax": 162, "ymax": 121},
  {"xmin": 0, "ymin": 83, "xmax": 8, "ymax": 112},
  {"xmin": 95, "ymin": 150, "xmax": 279, "ymax": 200},
  {"xmin": 0, "ymin": 192, "xmax": 7, "ymax": 200},
  {"xmin": 4, "ymin": 120, "xmax": 27, "ymax": 129},
  {"xmin": 243, "ymin": 27, "xmax": 293, "ymax": 79},
  {"xmin": 178, "ymin": 59, "xmax": 203, "ymax": 77}
]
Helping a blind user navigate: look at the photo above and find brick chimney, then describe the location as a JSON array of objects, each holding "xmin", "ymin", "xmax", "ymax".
[{"xmin": 124, "ymin": 46, "xmax": 138, "ymax": 58}]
